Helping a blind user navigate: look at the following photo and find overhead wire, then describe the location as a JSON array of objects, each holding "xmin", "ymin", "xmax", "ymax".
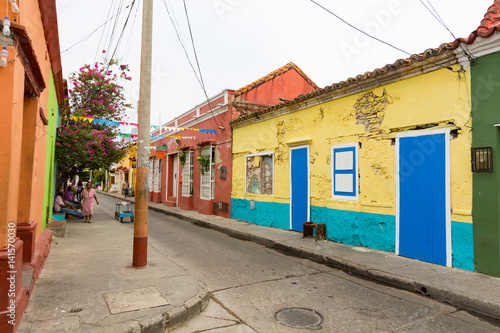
[
  {"xmin": 124, "ymin": 0, "xmax": 142, "ymax": 61},
  {"xmin": 181, "ymin": 0, "xmax": 221, "ymax": 127},
  {"xmin": 106, "ymin": 0, "xmax": 125, "ymax": 60},
  {"xmin": 94, "ymin": 1, "xmax": 116, "ymax": 62},
  {"xmin": 61, "ymin": 1, "xmax": 135, "ymax": 54},
  {"xmin": 308, "ymin": 0, "xmax": 466, "ymax": 74},
  {"xmin": 419, "ymin": 0, "xmax": 475, "ymax": 61},
  {"xmin": 162, "ymin": 0, "xmax": 203, "ymax": 86}
]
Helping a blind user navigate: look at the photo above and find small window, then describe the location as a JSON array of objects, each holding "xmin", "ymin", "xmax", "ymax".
[
  {"xmin": 181, "ymin": 150, "xmax": 194, "ymax": 197},
  {"xmin": 331, "ymin": 143, "xmax": 359, "ymax": 200},
  {"xmin": 200, "ymin": 146, "xmax": 215, "ymax": 200},
  {"xmin": 246, "ymin": 153, "xmax": 274, "ymax": 195}
]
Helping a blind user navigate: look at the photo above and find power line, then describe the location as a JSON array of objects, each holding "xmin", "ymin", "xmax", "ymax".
[
  {"xmin": 94, "ymin": 1, "xmax": 115, "ymax": 62},
  {"xmin": 308, "ymin": 0, "xmax": 465, "ymax": 74},
  {"xmin": 309, "ymin": 0, "xmax": 412, "ymax": 56},
  {"xmin": 162, "ymin": 0, "xmax": 203, "ymax": 86},
  {"xmin": 419, "ymin": 0, "xmax": 474, "ymax": 61},
  {"xmin": 182, "ymin": 0, "xmax": 221, "ymax": 128},
  {"xmin": 61, "ymin": 1, "xmax": 134, "ymax": 55},
  {"xmin": 124, "ymin": 0, "xmax": 141, "ymax": 61},
  {"xmin": 106, "ymin": 0, "xmax": 125, "ymax": 60}
]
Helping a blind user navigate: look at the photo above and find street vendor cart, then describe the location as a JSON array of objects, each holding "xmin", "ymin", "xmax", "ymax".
[{"xmin": 115, "ymin": 202, "xmax": 134, "ymax": 223}]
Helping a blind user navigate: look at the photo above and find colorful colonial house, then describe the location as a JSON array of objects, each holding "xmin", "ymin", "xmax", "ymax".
[
  {"xmin": 231, "ymin": 46, "xmax": 476, "ymax": 270},
  {"xmin": 110, "ymin": 144, "xmax": 137, "ymax": 195},
  {"xmin": 449, "ymin": 1, "xmax": 500, "ymax": 277},
  {"xmin": 0, "ymin": 0, "xmax": 64, "ymax": 330},
  {"xmin": 149, "ymin": 63, "xmax": 318, "ymax": 218}
]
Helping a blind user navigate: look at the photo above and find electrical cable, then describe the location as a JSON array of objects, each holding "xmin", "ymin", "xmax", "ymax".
[
  {"xmin": 61, "ymin": 1, "xmax": 134, "ymax": 54},
  {"xmin": 94, "ymin": 0, "xmax": 115, "ymax": 62},
  {"xmin": 182, "ymin": 0, "xmax": 221, "ymax": 127},
  {"xmin": 162, "ymin": 0, "xmax": 203, "ymax": 86},
  {"xmin": 124, "ymin": 0, "xmax": 141, "ymax": 62},
  {"xmin": 106, "ymin": 0, "xmax": 124, "ymax": 60},
  {"xmin": 309, "ymin": 0, "xmax": 412, "ymax": 56},
  {"xmin": 419, "ymin": 0, "xmax": 475, "ymax": 61},
  {"xmin": 309, "ymin": 0, "xmax": 466, "ymax": 74}
]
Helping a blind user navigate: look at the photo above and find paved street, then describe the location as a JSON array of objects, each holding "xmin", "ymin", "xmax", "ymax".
[{"xmin": 97, "ymin": 194, "xmax": 500, "ymax": 333}]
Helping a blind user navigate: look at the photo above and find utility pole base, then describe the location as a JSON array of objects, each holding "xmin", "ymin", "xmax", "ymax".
[{"xmin": 132, "ymin": 237, "xmax": 148, "ymax": 267}]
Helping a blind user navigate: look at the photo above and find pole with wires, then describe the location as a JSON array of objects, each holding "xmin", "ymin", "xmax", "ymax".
[{"xmin": 133, "ymin": 0, "xmax": 153, "ymax": 268}]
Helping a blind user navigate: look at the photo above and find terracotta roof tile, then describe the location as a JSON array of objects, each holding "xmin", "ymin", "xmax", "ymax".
[
  {"xmin": 234, "ymin": 62, "xmax": 319, "ymax": 97},
  {"xmin": 230, "ymin": 44, "xmax": 451, "ymax": 125},
  {"xmin": 450, "ymin": 0, "xmax": 500, "ymax": 49}
]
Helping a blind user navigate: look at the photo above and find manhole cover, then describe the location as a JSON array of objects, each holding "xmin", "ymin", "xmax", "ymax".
[{"xmin": 275, "ymin": 307, "xmax": 323, "ymax": 329}]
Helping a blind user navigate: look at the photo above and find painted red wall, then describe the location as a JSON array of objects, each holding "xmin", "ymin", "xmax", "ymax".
[
  {"xmin": 151, "ymin": 97, "xmax": 232, "ymax": 218},
  {"xmin": 238, "ymin": 68, "xmax": 317, "ymax": 106}
]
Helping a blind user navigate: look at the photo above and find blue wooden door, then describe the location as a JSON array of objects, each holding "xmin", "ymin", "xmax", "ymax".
[
  {"xmin": 290, "ymin": 146, "xmax": 309, "ymax": 232},
  {"xmin": 398, "ymin": 132, "xmax": 448, "ymax": 266}
]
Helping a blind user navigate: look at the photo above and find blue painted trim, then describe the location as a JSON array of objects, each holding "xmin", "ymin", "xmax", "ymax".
[{"xmin": 333, "ymin": 146, "xmax": 357, "ymax": 197}]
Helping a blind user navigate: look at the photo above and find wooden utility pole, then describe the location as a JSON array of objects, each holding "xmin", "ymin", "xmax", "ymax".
[{"xmin": 133, "ymin": 0, "xmax": 153, "ymax": 268}]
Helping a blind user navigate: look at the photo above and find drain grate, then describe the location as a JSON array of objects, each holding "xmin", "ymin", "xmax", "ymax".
[{"xmin": 275, "ymin": 307, "xmax": 323, "ymax": 329}]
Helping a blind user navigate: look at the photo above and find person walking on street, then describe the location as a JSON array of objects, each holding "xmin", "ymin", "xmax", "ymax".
[
  {"xmin": 76, "ymin": 180, "xmax": 83, "ymax": 201},
  {"xmin": 123, "ymin": 180, "xmax": 129, "ymax": 198},
  {"xmin": 81, "ymin": 182, "xmax": 99, "ymax": 223},
  {"xmin": 54, "ymin": 192, "xmax": 83, "ymax": 219}
]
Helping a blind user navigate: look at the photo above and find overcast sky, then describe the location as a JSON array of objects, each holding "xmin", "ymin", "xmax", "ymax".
[{"xmin": 56, "ymin": 0, "xmax": 493, "ymax": 128}]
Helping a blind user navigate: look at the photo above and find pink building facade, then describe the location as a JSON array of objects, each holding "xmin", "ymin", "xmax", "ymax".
[{"xmin": 149, "ymin": 63, "xmax": 318, "ymax": 218}]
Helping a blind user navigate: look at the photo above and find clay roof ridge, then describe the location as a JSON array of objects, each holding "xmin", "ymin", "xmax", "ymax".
[
  {"xmin": 230, "ymin": 44, "xmax": 451, "ymax": 125},
  {"xmin": 234, "ymin": 62, "xmax": 319, "ymax": 97},
  {"xmin": 450, "ymin": 0, "xmax": 500, "ymax": 50}
]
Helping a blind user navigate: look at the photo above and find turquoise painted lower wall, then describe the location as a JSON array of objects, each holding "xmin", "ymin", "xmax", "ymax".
[
  {"xmin": 311, "ymin": 206, "xmax": 396, "ymax": 252},
  {"xmin": 231, "ymin": 198, "xmax": 290, "ymax": 229},
  {"xmin": 231, "ymin": 199, "xmax": 475, "ymax": 271},
  {"xmin": 452, "ymin": 221, "xmax": 475, "ymax": 271}
]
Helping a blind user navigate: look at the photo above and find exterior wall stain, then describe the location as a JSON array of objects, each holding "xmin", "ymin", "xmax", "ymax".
[
  {"xmin": 232, "ymin": 65, "xmax": 474, "ymax": 271},
  {"xmin": 353, "ymin": 89, "xmax": 393, "ymax": 133}
]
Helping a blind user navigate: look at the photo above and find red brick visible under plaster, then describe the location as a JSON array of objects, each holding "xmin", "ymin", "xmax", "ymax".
[{"xmin": 16, "ymin": 221, "xmax": 37, "ymax": 264}]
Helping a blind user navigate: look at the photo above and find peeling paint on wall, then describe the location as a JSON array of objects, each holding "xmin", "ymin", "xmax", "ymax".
[{"xmin": 353, "ymin": 89, "xmax": 393, "ymax": 133}]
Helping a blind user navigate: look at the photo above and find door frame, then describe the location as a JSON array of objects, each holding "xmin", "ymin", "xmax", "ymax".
[
  {"xmin": 395, "ymin": 128, "xmax": 451, "ymax": 267},
  {"xmin": 289, "ymin": 144, "xmax": 311, "ymax": 230}
]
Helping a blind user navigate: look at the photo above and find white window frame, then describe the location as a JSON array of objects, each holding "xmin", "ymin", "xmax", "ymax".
[
  {"xmin": 331, "ymin": 143, "xmax": 359, "ymax": 201},
  {"xmin": 245, "ymin": 151, "xmax": 275, "ymax": 195},
  {"xmin": 181, "ymin": 150, "xmax": 194, "ymax": 197},
  {"xmin": 200, "ymin": 145, "xmax": 215, "ymax": 200}
]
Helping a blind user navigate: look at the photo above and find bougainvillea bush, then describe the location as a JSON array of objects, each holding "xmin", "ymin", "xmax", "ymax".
[{"xmin": 55, "ymin": 58, "xmax": 132, "ymax": 186}]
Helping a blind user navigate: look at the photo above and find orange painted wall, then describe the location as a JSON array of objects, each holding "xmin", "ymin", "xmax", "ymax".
[
  {"xmin": 0, "ymin": 49, "xmax": 25, "ymax": 248},
  {"xmin": 0, "ymin": 0, "xmax": 54, "ymax": 246}
]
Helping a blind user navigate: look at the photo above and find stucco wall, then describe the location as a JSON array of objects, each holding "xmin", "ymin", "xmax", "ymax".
[{"xmin": 232, "ymin": 65, "xmax": 474, "ymax": 270}]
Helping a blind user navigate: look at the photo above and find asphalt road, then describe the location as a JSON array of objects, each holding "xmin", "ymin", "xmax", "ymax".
[{"xmin": 97, "ymin": 194, "xmax": 500, "ymax": 333}]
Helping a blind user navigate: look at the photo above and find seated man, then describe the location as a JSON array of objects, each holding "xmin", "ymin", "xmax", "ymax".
[
  {"xmin": 54, "ymin": 191, "xmax": 83, "ymax": 219},
  {"xmin": 64, "ymin": 186, "xmax": 81, "ymax": 210}
]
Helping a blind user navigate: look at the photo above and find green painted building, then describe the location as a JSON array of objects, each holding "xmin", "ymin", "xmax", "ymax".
[
  {"xmin": 452, "ymin": 3, "xmax": 500, "ymax": 276},
  {"xmin": 41, "ymin": 70, "xmax": 61, "ymax": 230}
]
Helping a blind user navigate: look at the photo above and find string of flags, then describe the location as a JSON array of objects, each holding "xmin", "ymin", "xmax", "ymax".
[
  {"xmin": 70, "ymin": 116, "xmax": 217, "ymax": 134},
  {"xmin": 118, "ymin": 133, "xmax": 196, "ymax": 140}
]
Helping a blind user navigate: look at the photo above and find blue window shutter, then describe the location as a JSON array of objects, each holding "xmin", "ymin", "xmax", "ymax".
[{"xmin": 333, "ymin": 146, "xmax": 357, "ymax": 198}]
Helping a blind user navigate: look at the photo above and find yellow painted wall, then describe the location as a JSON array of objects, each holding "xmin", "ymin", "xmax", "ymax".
[
  {"xmin": 114, "ymin": 145, "xmax": 136, "ymax": 192},
  {"xmin": 232, "ymin": 65, "xmax": 472, "ymax": 223}
]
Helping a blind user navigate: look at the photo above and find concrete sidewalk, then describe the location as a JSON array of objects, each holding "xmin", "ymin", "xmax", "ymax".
[
  {"xmin": 18, "ymin": 207, "xmax": 209, "ymax": 333},
  {"xmin": 102, "ymin": 190, "xmax": 500, "ymax": 322}
]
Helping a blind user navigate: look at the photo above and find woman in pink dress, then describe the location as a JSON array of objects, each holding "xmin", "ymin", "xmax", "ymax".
[{"xmin": 81, "ymin": 182, "xmax": 99, "ymax": 223}]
